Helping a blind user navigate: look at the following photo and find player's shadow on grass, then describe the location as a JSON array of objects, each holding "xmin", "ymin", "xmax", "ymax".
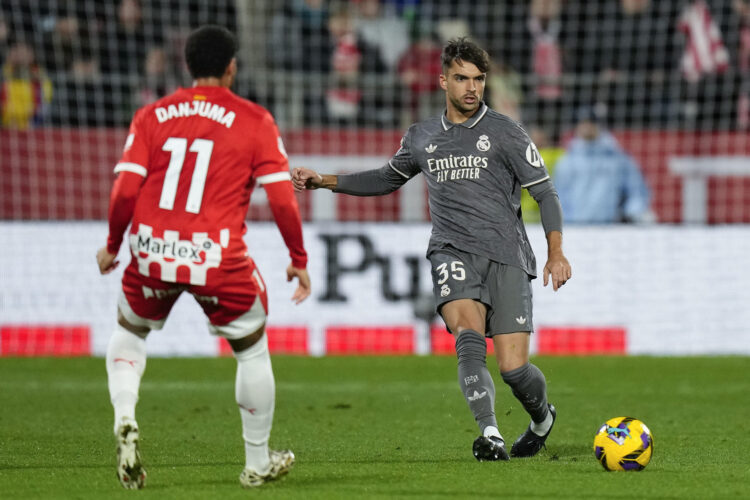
[{"xmin": 544, "ymin": 442, "xmax": 592, "ymax": 462}]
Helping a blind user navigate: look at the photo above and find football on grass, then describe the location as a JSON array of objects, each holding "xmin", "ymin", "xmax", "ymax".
[{"xmin": 593, "ymin": 416, "xmax": 653, "ymax": 471}]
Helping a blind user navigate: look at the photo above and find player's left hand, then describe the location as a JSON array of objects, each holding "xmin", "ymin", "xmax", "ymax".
[
  {"xmin": 543, "ymin": 252, "xmax": 571, "ymax": 291},
  {"xmin": 287, "ymin": 264, "xmax": 311, "ymax": 304},
  {"xmin": 96, "ymin": 247, "xmax": 119, "ymax": 274}
]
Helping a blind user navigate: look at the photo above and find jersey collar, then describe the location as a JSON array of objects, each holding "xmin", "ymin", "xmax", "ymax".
[{"xmin": 441, "ymin": 101, "xmax": 489, "ymax": 131}]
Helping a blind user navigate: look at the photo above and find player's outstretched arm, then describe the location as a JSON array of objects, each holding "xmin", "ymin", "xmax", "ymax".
[
  {"xmin": 287, "ymin": 264, "xmax": 311, "ymax": 304},
  {"xmin": 294, "ymin": 164, "xmax": 409, "ymax": 196},
  {"xmin": 292, "ymin": 167, "xmax": 337, "ymax": 192},
  {"xmin": 542, "ymin": 231, "xmax": 572, "ymax": 291}
]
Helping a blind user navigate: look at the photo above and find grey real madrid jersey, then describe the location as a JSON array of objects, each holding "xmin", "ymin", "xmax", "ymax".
[{"xmin": 389, "ymin": 102, "xmax": 550, "ymax": 277}]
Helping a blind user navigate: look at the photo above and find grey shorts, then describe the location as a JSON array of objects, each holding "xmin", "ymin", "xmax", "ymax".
[{"xmin": 428, "ymin": 245, "xmax": 534, "ymax": 336}]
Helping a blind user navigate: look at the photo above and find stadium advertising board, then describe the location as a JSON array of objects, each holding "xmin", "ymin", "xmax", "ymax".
[{"xmin": 2, "ymin": 222, "xmax": 749, "ymax": 357}]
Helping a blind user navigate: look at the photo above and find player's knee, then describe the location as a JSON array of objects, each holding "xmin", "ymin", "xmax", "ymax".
[
  {"xmin": 455, "ymin": 329, "xmax": 487, "ymax": 362},
  {"xmin": 117, "ymin": 310, "xmax": 150, "ymax": 338},
  {"xmin": 500, "ymin": 362, "xmax": 532, "ymax": 385},
  {"xmin": 227, "ymin": 324, "xmax": 266, "ymax": 354},
  {"xmin": 232, "ymin": 330, "xmax": 269, "ymax": 361}
]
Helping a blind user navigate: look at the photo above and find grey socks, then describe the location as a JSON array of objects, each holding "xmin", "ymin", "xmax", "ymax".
[
  {"xmin": 501, "ymin": 362, "xmax": 549, "ymax": 424},
  {"xmin": 456, "ymin": 330, "xmax": 498, "ymax": 434}
]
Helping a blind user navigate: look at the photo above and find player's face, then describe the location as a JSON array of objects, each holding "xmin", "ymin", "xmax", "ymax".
[{"xmin": 440, "ymin": 60, "xmax": 486, "ymax": 118}]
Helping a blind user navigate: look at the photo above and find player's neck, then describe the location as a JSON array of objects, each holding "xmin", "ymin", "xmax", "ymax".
[
  {"xmin": 192, "ymin": 77, "xmax": 228, "ymax": 88},
  {"xmin": 445, "ymin": 104, "xmax": 480, "ymax": 124}
]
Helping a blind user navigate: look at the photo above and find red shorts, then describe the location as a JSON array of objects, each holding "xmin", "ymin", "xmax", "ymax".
[{"xmin": 118, "ymin": 258, "xmax": 268, "ymax": 339}]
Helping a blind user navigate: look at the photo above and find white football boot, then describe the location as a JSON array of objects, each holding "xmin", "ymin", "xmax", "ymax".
[
  {"xmin": 115, "ymin": 419, "xmax": 146, "ymax": 489},
  {"xmin": 239, "ymin": 449, "xmax": 295, "ymax": 488}
]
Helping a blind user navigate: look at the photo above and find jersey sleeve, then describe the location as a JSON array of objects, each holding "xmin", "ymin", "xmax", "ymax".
[
  {"xmin": 263, "ymin": 181, "xmax": 307, "ymax": 268},
  {"xmin": 106, "ymin": 171, "xmax": 145, "ymax": 253},
  {"xmin": 387, "ymin": 126, "xmax": 421, "ymax": 179},
  {"xmin": 114, "ymin": 108, "xmax": 150, "ymax": 177},
  {"xmin": 252, "ymin": 111, "xmax": 290, "ymax": 181},
  {"xmin": 502, "ymin": 122, "xmax": 551, "ymax": 189}
]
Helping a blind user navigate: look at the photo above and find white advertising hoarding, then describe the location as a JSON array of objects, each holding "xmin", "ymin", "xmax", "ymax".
[{"xmin": 2, "ymin": 222, "xmax": 749, "ymax": 356}]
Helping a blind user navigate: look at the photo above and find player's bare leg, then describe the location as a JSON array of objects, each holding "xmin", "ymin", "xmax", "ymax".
[
  {"xmin": 107, "ymin": 312, "xmax": 149, "ymax": 489},
  {"xmin": 442, "ymin": 299, "xmax": 508, "ymax": 461},
  {"xmin": 229, "ymin": 327, "xmax": 294, "ymax": 487},
  {"xmin": 493, "ymin": 332, "xmax": 556, "ymax": 457}
]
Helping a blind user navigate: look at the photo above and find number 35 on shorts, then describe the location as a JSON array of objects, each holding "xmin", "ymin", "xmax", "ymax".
[{"xmin": 435, "ymin": 261, "xmax": 466, "ymax": 284}]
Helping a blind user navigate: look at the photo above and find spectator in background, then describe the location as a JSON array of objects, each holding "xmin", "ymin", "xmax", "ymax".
[
  {"xmin": 354, "ymin": 0, "xmax": 410, "ymax": 72},
  {"xmin": 554, "ymin": 107, "xmax": 652, "ymax": 224},
  {"xmin": 677, "ymin": 0, "xmax": 732, "ymax": 128},
  {"xmin": 325, "ymin": 5, "xmax": 363, "ymax": 123},
  {"xmin": 99, "ymin": 0, "xmax": 162, "ymax": 76},
  {"xmin": 486, "ymin": 58, "xmax": 523, "ymax": 122},
  {"xmin": 37, "ymin": 9, "xmax": 90, "ymax": 75},
  {"xmin": 567, "ymin": 0, "xmax": 681, "ymax": 127},
  {"xmin": 268, "ymin": 0, "xmax": 331, "ymax": 72},
  {"xmin": 522, "ymin": 0, "xmax": 566, "ymax": 142},
  {"xmin": 49, "ymin": 45, "xmax": 102, "ymax": 126},
  {"xmin": 324, "ymin": 4, "xmax": 387, "ymax": 125},
  {"xmin": 1, "ymin": 39, "xmax": 52, "ymax": 129},
  {"xmin": 136, "ymin": 46, "xmax": 178, "ymax": 106},
  {"xmin": 267, "ymin": 0, "xmax": 331, "ymax": 126},
  {"xmin": 397, "ymin": 28, "xmax": 442, "ymax": 123}
]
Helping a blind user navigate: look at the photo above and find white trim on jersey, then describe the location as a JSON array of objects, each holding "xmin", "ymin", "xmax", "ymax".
[
  {"xmin": 388, "ymin": 160, "xmax": 410, "ymax": 179},
  {"xmin": 441, "ymin": 115, "xmax": 450, "ymax": 131},
  {"xmin": 114, "ymin": 162, "xmax": 147, "ymax": 177},
  {"xmin": 256, "ymin": 171, "xmax": 291, "ymax": 184},
  {"xmin": 466, "ymin": 105, "xmax": 489, "ymax": 128},
  {"xmin": 521, "ymin": 175, "xmax": 550, "ymax": 189}
]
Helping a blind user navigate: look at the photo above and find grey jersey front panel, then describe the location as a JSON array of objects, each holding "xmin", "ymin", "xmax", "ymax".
[{"xmin": 389, "ymin": 102, "xmax": 549, "ymax": 277}]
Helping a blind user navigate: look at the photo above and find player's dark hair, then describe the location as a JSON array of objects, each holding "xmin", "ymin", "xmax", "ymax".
[
  {"xmin": 441, "ymin": 37, "xmax": 489, "ymax": 74},
  {"xmin": 185, "ymin": 25, "xmax": 238, "ymax": 79}
]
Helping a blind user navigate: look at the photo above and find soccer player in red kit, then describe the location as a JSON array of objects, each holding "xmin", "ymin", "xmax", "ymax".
[{"xmin": 96, "ymin": 25, "xmax": 310, "ymax": 489}]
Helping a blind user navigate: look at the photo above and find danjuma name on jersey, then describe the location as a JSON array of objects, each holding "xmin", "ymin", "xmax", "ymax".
[{"xmin": 154, "ymin": 100, "xmax": 236, "ymax": 128}]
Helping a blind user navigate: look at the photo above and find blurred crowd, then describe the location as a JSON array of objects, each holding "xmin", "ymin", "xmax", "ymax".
[
  {"xmin": 2, "ymin": 0, "xmax": 749, "ymax": 139},
  {"xmin": 0, "ymin": 0, "xmax": 235, "ymax": 128}
]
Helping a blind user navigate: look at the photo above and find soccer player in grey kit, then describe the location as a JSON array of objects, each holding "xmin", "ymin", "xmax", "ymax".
[{"xmin": 293, "ymin": 38, "xmax": 572, "ymax": 461}]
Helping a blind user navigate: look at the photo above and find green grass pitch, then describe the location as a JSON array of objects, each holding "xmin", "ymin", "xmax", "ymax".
[{"xmin": 1, "ymin": 355, "xmax": 749, "ymax": 498}]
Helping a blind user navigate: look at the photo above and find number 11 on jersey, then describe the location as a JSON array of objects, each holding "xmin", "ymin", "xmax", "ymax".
[{"xmin": 159, "ymin": 137, "xmax": 215, "ymax": 214}]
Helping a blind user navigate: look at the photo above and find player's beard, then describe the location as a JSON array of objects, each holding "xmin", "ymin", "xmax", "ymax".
[{"xmin": 448, "ymin": 92, "xmax": 480, "ymax": 116}]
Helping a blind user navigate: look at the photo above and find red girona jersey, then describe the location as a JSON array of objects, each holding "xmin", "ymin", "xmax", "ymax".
[{"xmin": 107, "ymin": 85, "xmax": 306, "ymax": 286}]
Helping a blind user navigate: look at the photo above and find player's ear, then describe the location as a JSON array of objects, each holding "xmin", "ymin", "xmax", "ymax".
[{"xmin": 439, "ymin": 73, "xmax": 447, "ymax": 91}]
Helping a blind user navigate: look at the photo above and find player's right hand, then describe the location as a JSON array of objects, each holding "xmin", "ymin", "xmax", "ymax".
[
  {"xmin": 286, "ymin": 264, "xmax": 311, "ymax": 304},
  {"xmin": 96, "ymin": 246, "xmax": 119, "ymax": 275},
  {"xmin": 292, "ymin": 167, "xmax": 323, "ymax": 191}
]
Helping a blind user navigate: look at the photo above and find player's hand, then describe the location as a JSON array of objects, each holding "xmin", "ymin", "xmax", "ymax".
[
  {"xmin": 286, "ymin": 264, "xmax": 311, "ymax": 304},
  {"xmin": 543, "ymin": 251, "xmax": 571, "ymax": 291},
  {"xmin": 292, "ymin": 167, "xmax": 323, "ymax": 192},
  {"xmin": 96, "ymin": 246, "xmax": 119, "ymax": 275}
]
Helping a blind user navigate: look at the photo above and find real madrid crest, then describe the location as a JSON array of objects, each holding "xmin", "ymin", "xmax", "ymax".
[{"xmin": 476, "ymin": 134, "xmax": 491, "ymax": 152}]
